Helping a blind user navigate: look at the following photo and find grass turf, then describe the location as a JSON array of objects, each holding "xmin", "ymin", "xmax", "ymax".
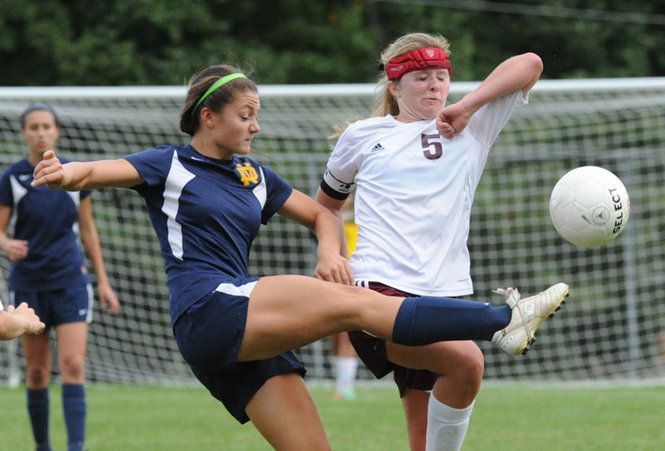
[{"xmin": 1, "ymin": 383, "xmax": 663, "ymax": 450}]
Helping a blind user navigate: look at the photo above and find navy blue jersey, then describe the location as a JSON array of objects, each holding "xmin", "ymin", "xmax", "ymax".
[
  {"xmin": 124, "ymin": 145, "xmax": 293, "ymax": 323},
  {"xmin": 0, "ymin": 158, "xmax": 91, "ymax": 291}
]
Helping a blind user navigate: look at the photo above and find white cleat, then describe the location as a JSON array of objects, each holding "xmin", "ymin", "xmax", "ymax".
[{"xmin": 491, "ymin": 283, "xmax": 569, "ymax": 356}]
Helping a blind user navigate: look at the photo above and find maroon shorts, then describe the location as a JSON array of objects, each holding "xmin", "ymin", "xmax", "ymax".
[{"xmin": 349, "ymin": 281, "xmax": 437, "ymax": 397}]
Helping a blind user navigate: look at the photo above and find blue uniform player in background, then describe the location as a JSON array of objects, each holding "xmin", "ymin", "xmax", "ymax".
[
  {"xmin": 32, "ymin": 65, "xmax": 568, "ymax": 450},
  {"xmin": 0, "ymin": 103, "xmax": 120, "ymax": 451}
]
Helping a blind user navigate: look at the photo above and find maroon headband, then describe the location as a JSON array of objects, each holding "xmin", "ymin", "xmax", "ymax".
[{"xmin": 384, "ymin": 47, "xmax": 452, "ymax": 80}]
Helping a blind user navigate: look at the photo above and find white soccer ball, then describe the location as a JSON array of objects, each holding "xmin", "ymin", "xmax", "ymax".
[{"xmin": 549, "ymin": 166, "xmax": 630, "ymax": 248}]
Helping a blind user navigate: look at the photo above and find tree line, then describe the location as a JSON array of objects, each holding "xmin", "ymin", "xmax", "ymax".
[{"xmin": 0, "ymin": 0, "xmax": 662, "ymax": 86}]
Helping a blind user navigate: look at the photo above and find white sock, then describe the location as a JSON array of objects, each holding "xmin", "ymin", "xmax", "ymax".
[
  {"xmin": 334, "ymin": 356, "xmax": 358, "ymax": 393},
  {"xmin": 426, "ymin": 393, "xmax": 475, "ymax": 451}
]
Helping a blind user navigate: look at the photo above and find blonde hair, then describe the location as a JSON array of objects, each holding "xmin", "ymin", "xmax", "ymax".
[
  {"xmin": 371, "ymin": 33, "xmax": 451, "ymax": 117},
  {"xmin": 330, "ymin": 33, "xmax": 451, "ymax": 142}
]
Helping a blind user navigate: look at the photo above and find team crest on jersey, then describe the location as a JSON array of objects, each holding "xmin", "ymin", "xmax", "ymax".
[{"xmin": 235, "ymin": 162, "xmax": 260, "ymax": 186}]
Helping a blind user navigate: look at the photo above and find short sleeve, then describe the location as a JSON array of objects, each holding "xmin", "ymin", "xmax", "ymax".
[
  {"xmin": 124, "ymin": 146, "xmax": 174, "ymax": 193},
  {"xmin": 260, "ymin": 164, "xmax": 292, "ymax": 224},
  {"xmin": 320, "ymin": 125, "xmax": 364, "ymax": 200},
  {"xmin": 466, "ymin": 90, "xmax": 528, "ymax": 148}
]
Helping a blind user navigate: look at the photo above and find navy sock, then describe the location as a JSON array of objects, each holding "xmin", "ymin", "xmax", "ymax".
[
  {"xmin": 62, "ymin": 384, "xmax": 86, "ymax": 451},
  {"xmin": 27, "ymin": 388, "xmax": 50, "ymax": 451},
  {"xmin": 392, "ymin": 296, "xmax": 512, "ymax": 346}
]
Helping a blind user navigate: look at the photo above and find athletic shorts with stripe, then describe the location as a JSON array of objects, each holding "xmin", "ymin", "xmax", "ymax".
[
  {"xmin": 173, "ymin": 277, "xmax": 305, "ymax": 424},
  {"xmin": 349, "ymin": 281, "xmax": 437, "ymax": 397},
  {"xmin": 11, "ymin": 281, "xmax": 93, "ymax": 327}
]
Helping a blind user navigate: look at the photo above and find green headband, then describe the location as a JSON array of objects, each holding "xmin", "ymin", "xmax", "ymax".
[{"xmin": 193, "ymin": 73, "xmax": 247, "ymax": 114}]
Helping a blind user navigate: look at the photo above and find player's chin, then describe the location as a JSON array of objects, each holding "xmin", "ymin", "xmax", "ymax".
[
  {"xmin": 419, "ymin": 106, "xmax": 440, "ymax": 120},
  {"xmin": 236, "ymin": 143, "xmax": 252, "ymax": 155}
]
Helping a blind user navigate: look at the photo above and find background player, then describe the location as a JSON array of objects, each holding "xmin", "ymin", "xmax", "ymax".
[{"xmin": 0, "ymin": 103, "xmax": 120, "ymax": 451}]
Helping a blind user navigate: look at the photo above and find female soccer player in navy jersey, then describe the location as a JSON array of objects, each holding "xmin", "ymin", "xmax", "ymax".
[
  {"xmin": 32, "ymin": 64, "xmax": 568, "ymax": 450},
  {"xmin": 0, "ymin": 103, "xmax": 120, "ymax": 451},
  {"xmin": 316, "ymin": 33, "xmax": 554, "ymax": 451}
]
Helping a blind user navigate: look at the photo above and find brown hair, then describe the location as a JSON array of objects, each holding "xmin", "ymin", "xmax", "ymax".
[
  {"xmin": 372, "ymin": 33, "xmax": 451, "ymax": 117},
  {"xmin": 20, "ymin": 103, "xmax": 61, "ymax": 129},
  {"xmin": 179, "ymin": 64, "xmax": 257, "ymax": 136}
]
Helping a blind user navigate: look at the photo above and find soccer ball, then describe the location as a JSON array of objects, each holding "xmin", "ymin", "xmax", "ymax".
[{"xmin": 549, "ymin": 166, "xmax": 630, "ymax": 248}]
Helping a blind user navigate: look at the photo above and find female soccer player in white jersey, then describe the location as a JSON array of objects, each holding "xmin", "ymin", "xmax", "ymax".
[
  {"xmin": 316, "ymin": 33, "xmax": 554, "ymax": 451},
  {"xmin": 32, "ymin": 64, "xmax": 568, "ymax": 450},
  {"xmin": 0, "ymin": 103, "xmax": 120, "ymax": 451}
]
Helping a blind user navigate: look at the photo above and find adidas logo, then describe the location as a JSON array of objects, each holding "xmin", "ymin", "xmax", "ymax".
[{"xmin": 371, "ymin": 143, "xmax": 385, "ymax": 153}]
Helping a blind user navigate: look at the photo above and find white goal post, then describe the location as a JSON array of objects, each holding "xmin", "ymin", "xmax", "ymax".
[{"xmin": 1, "ymin": 78, "xmax": 664, "ymax": 386}]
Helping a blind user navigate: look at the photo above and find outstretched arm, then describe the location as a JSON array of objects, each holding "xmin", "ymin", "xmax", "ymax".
[
  {"xmin": 437, "ymin": 52, "xmax": 543, "ymax": 138},
  {"xmin": 32, "ymin": 150, "xmax": 142, "ymax": 190}
]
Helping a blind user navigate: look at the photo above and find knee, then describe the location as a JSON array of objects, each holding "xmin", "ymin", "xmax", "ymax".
[
  {"xmin": 451, "ymin": 347, "xmax": 484, "ymax": 392},
  {"xmin": 339, "ymin": 285, "xmax": 382, "ymax": 327},
  {"xmin": 26, "ymin": 367, "xmax": 50, "ymax": 387},
  {"xmin": 60, "ymin": 354, "xmax": 86, "ymax": 381},
  {"xmin": 467, "ymin": 351, "xmax": 485, "ymax": 387}
]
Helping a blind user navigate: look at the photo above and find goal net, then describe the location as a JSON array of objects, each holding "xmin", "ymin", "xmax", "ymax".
[{"xmin": 0, "ymin": 79, "xmax": 664, "ymax": 386}]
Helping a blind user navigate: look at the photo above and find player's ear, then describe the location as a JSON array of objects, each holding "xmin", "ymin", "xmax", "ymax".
[
  {"xmin": 199, "ymin": 106, "xmax": 216, "ymax": 129},
  {"xmin": 387, "ymin": 80, "xmax": 401, "ymax": 98}
]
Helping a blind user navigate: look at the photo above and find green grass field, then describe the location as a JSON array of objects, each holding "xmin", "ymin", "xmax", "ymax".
[{"xmin": 1, "ymin": 383, "xmax": 663, "ymax": 450}]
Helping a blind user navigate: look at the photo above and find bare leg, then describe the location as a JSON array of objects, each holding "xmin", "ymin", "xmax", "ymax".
[
  {"xmin": 239, "ymin": 275, "xmax": 401, "ymax": 361},
  {"xmin": 402, "ymin": 389, "xmax": 429, "ymax": 451},
  {"xmin": 246, "ymin": 373, "xmax": 331, "ymax": 450},
  {"xmin": 331, "ymin": 332, "xmax": 357, "ymax": 358},
  {"xmin": 56, "ymin": 322, "xmax": 87, "ymax": 384},
  {"xmin": 23, "ymin": 331, "xmax": 51, "ymax": 388}
]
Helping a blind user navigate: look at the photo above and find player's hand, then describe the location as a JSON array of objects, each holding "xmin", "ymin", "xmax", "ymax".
[
  {"xmin": 32, "ymin": 150, "xmax": 70, "ymax": 188},
  {"xmin": 99, "ymin": 284, "xmax": 121, "ymax": 315},
  {"xmin": 436, "ymin": 101, "xmax": 471, "ymax": 139},
  {"xmin": 8, "ymin": 302, "xmax": 45, "ymax": 335},
  {"xmin": 4, "ymin": 239, "xmax": 28, "ymax": 261},
  {"xmin": 315, "ymin": 250, "xmax": 354, "ymax": 286}
]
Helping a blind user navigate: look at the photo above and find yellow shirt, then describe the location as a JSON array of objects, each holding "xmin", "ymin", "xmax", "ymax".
[{"xmin": 344, "ymin": 222, "xmax": 358, "ymax": 257}]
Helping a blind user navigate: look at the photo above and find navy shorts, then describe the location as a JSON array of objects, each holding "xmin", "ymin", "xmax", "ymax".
[
  {"xmin": 173, "ymin": 278, "xmax": 306, "ymax": 424},
  {"xmin": 349, "ymin": 281, "xmax": 437, "ymax": 397},
  {"xmin": 10, "ymin": 282, "xmax": 93, "ymax": 328}
]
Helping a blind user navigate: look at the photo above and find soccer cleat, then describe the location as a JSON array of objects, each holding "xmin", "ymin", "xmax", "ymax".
[{"xmin": 491, "ymin": 283, "xmax": 569, "ymax": 356}]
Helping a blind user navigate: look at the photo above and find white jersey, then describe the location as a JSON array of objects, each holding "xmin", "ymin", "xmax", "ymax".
[{"xmin": 322, "ymin": 90, "xmax": 527, "ymax": 296}]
